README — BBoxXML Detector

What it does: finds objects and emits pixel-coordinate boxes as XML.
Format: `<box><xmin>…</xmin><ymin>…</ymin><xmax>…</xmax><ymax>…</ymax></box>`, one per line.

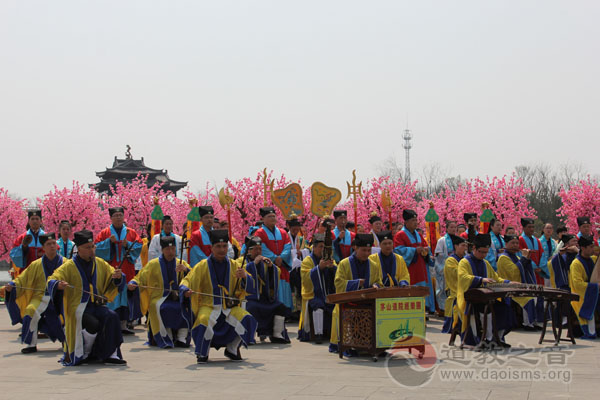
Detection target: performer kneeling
<box><xmin>128</xmin><ymin>236</ymin><xmax>191</xmax><ymax>348</ymax></box>
<box><xmin>180</xmin><ymin>230</ymin><xmax>258</xmax><ymax>363</ymax></box>
<box><xmin>48</xmin><ymin>230</ymin><xmax>127</xmax><ymax>365</ymax></box>
<box><xmin>5</xmin><ymin>233</ymin><xmax>66</xmax><ymax>354</ymax></box>
<box><xmin>457</xmin><ymin>234</ymin><xmax>514</xmax><ymax>349</ymax></box>
<box><xmin>245</xmin><ymin>236</ymin><xmax>291</xmax><ymax>344</ymax></box>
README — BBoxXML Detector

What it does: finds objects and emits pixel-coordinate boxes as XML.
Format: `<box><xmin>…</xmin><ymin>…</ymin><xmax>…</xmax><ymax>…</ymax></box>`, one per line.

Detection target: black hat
<box><xmin>376</xmin><ymin>230</ymin><xmax>394</xmax><ymax>243</ymax></box>
<box><xmin>108</xmin><ymin>207</ymin><xmax>124</xmax><ymax>217</ymax></box>
<box><xmin>354</xmin><ymin>233</ymin><xmax>374</xmax><ymax>247</ymax></box>
<box><xmin>463</xmin><ymin>213</ymin><xmax>477</xmax><ymax>222</ymax></box>
<box><xmin>473</xmin><ymin>233</ymin><xmax>492</xmax><ymax>248</ymax></box>
<box><xmin>213</xmin><ymin>217</ymin><xmax>220</xmax><ymax>223</ymax></box>
<box><xmin>244</xmin><ymin>236</ymin><xmax>262</xmax><ymax>249</ymax></box>
<box><xmin>577</xmin><ymin>216</ymin><xmax>591</xmax><ymax>227</ymax></box>
<box><xmin>369</xmin><ymin>214</ymin><xmax>382</xmax><ymax>225</ymax></box>
<box><xmin>287</xmin><ymin>218</ymin><xmax>301</xmax><ymax>227</ymax></box>
<box><xmin>521</xmin><ymin>218</ymin><xmax>534</xmax><ymax>228</ymax></box>
<box><xmin>198</xmin><ymin>206</ymin><xmax>214</xmax><ymax>217</ymax></box>
<box><xmin>39</xmin><ymin>233</ymin><xmax>56</xmax><ymax>245</ymax></box>
<box><xmin>321</xmin><ymin>218</ymin><xmax>334</xmax><ymax>228</ymax></box>
<box><xmin>450</xmin><ymin>234</ymin><xmax>466</xmax><ymax>247</ymax></box>
<box><xmin>162</xmin><ymin>215</ymin><xmax>173</xmax><ymax>222</ymax></box>
<box><xmin>403</xmin><ymin>209</ymin><xmax>417</xmax><ymax>221</ymax></box>
<box><xmin>346</xmin><ymin>221</ymin><xmax>355</xmax><ymax>229</ymax></box>
<box><xmin>160</xmin><ymin>236</ymin><xmax>176</xmax><ymax>249</ymax></box>
<box><xmin>73</xmin><ymin>230</ymin><xmax>94</xmax><ymax>247</ymax></box>
<box><xmin>312</xmin><ymin>233</ymin><xmax>325</xmax><ymax>244</ymax></box>
<box><xmin>503</xmin><ymin>234</ymin><xmax>518</xmax><ymax>244</ymax></box>
<box><xmin>259</xmin><ymin>207</ymin><xmax>276</xmax><ymax>217</ymax></box>
<box><xmin>208</xmin><ymin>229</ymin><xmax>229</xmax><ymax>244</ymax></box>
<box><xmin>27</xmin><ymin>209</ymin><xmax>42</xmax><ymax>218</ymax></box>
<box><xmin>333</xmin><ymin>210</ymin><xmax>347</xmax><ymax>219</ymax></box>
<box><xmin>560</xmin><ymin>234</ymin><xmax>576</xmax><ymax>245</ymax></box>
<box><xmin>578</xmin><ymin>236</ymin><xmax>594</xmax><ymax>248</ymax></box>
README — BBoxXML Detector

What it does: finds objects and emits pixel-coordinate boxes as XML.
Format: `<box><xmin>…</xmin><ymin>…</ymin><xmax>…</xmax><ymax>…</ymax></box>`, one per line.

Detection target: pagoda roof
<box><xmin>92</xmin><ymin>152</ymin><xmax>188</xmax><ymax>194</ymax></box>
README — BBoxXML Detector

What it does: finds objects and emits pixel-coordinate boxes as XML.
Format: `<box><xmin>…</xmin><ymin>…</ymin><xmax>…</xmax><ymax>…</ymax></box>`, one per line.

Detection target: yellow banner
<box><xmin>310</xmin><ymin>182</ymin><xmax>341</xmax><ymax>217</ymax></box>
<box><xmin>272</xmin><ymin>183</ymin><xmax>304</xmax><ymax>218</ymax></box>
<box><xmin>375</xmin><ymin>297</ymin><xmax>426</xmax><ymax>348</ymax></box>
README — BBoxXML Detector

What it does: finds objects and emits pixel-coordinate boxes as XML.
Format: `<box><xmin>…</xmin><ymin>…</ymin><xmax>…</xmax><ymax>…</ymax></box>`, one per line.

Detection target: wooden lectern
<box><xmin>327</xmin><ymin>286</ymin><xmax>430</xmax><ymax>361</ymax></box>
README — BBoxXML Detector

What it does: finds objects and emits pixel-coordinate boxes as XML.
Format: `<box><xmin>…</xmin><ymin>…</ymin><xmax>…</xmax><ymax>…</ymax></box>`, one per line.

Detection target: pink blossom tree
<box><xmin>37</xmin><ymin>181</ymin><xmax>109</xmax><ymax>237</ymax></box>
<box><xmin>0</xmin><ymin>189</ymin><xmax>28</xmax><ymax>261</ymax></box>
<box><xmin>557</xmin><ymin>176</ymin><xmax>600</xmax><ymax>233</ymax></box>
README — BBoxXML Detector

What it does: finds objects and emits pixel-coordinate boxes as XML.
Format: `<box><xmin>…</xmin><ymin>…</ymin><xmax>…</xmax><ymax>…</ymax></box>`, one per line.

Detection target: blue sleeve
<box><xmin>244</xmin><ymin>263</ymin><xmax>258</xmax><ymax>295</ymax></box>
<box><xmin>469</xmin><ymin>276</ymin><xmax>482</xmax><ymax>289</ymax></box>
<box><xmin>5</xmin><ymin>282</ymin><xmax>22</xmax><ymax>325</ymax></box>
<box><xmin>345</xmin><ymin>279</ymin><xmax>361</xmax><ymax>292</ymax></box>
<box><xmin>9</xmin><ymin>245</ymin><xmax>26</xmax><ymax>268</ymax></box>
<box><xmin>395</xmin><ymin>245</ymin><xmax>416</xmax><ymax>265</ymax></box>
<box><xmin>95</xmin><ymin>238</ymin><xmax>112</xmax><ymax>262</ymax></box>
<box><xmin>113</xmin><ymin>272</ymin><xmax>126</xmax><ymax>292</ymax></box>
<box><xmin>537</xmin><ymin>253</ymin><xmax>550</xmax><ymax>279</ymax></box>
<box><xmin>179</xmin><ymin>284</ymin><xmax>193</xmax><ymax>329</ymax></box>
<box><xmin>579</xmin><ymin>282</ymin><xmax>599</xmax><ymax>321</ymax></box>
<box><xmin>190</xmin><ymin>245</ymin><xmax>207</xmax><ymax>267</ymax></box>
<box><xmin>243</xmin><ymin>272</ymin><xmax>254</xmax><ymax>295</ymax></box>
<box><xmin>126</xmin><ymin>241</ymin><xmax>143</xmax><ymax>263</ymax></box>
<box><xmin>261</xmin><ymin>243</ymin><xmax>277</xmax><ymax>262</ymax></box>
<box><xmin>333</xmin><ymin>238</ymin><xmax>342</xmax><ymax>263</ymax></box>
<box><xmin>485</xmin><ymin>250</ymin><xmax>497</xmax><ymax>271</ymax></box>
<box><xmin>280</xmin><ymin>243</ymin><xmax>293</xmax><ymax>270</ymax></box>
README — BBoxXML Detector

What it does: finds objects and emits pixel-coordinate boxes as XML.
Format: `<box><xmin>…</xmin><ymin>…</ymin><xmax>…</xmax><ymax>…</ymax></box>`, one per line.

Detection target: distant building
<box><xmin>92</xmin><ymin>146</ymin><xmax>187</xmax><ymax>194</ymax></box>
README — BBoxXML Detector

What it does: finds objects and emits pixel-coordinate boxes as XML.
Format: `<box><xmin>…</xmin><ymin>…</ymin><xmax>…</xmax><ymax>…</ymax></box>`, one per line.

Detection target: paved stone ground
<box><xmin>1</xmin><ymin>306</ymin><xmax>598</xmax><ymax>400</ymax></box>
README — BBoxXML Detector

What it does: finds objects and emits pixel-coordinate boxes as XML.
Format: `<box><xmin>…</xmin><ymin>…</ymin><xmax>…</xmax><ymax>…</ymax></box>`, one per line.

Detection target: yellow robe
<box><xmin>569</xmin><ymin>255</ymin><xmax>598</xmax><ymax>325</ymax></box>
<box><xmin>457</xmin><ymin>256</ymin><xmax>505</xmax><ymax>333</ymax></box>
<box><xmin>497</xmin><ymin>254</ymin><xmax>534</xmax><ymax>308</ymax></box>
<box><xmin>331</xmin><ymin>256</ymin><xmax>383</xmax><ymax>345</ymax></box>
<box><xmin>179</xmin><ymin>257</ymin><xmax>255</xmax><ymax>352</ymax></box>
<box><xmin>47</xmin><ymin>257</ymin><xmax>121</xmax><ymax>365</ymax></box>
<box><xmin>10</xmin><ymin>256</ymin><xmax>66</xmax><ymax>320</ymax></box>
<box><xmin>132</xmin><ymin>257</ymin><xmax>190</xmax><ymax>342</ymax></box>
<box><xmin>443</xmin><ymin>256</ymin><xmax>459</xmax><ymax>327</ymax></box>
<box><xmin>368</xmin><ymin>252</ymin><xmax>410</xmax><ymax>287</ymax></box>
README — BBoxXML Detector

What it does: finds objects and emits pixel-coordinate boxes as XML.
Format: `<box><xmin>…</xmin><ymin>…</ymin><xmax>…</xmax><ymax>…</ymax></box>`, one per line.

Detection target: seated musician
<box><xmin>442</xmin><ymin>234</ymin><xmax>468</xmax><ymax>334</ymax></box>
<box><xmin>569</xmin><ymin>236</ymin><xmax>600</xmax><ymax>340</ymax></box>
<box><xmin>497</xmin><ymin>235</ymin><xmax>540</xmax><ymax>331</ymax></box>
<box><xmin>369</xmin><ymin>230</ymin><xmax>410</xmax><ymax>287</ymax></box>
<box><xmin>298</xmin><ymin>233</ymin><xmax>336</xmax><ymax>345</ymax></box>
<box><xmin>457</xmin><ymin>234</ymin><xmax>514</xmax><ymax>349</ymax></box>
<box><xmin>330</xmin><ymin>234</ymin><xmax>383</xmax><ymax>354</ymax></box>
<box><xmin>127</xmin><ymin>236</ymin><xmax>191</xmax><ymax>348</ymax></box>
<box><xmin>245</xmin><ymin>236</ymin><xmax>291</xmax><ymax>344</ymax></box>
<box><xmin>549</xmin><ymin>234</ymin><xmax>578</xmax><ymax>291</ymax></box>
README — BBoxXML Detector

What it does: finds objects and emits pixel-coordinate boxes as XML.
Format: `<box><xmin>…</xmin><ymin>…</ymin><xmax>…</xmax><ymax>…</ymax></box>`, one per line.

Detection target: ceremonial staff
<box><xmin>381</xmin><ymin>189</ymin><xmax>392</xmax><ymax>231</ymax></box>
<box><xmin>262</xmin><ymin>168</ymin><xmax>274</xmax><ymax>207</ymax></box>
<box><xmin>346</xmin><ymin>169</ymin><xmax>363</xmax><ymax>234</ymax></box>
<box><xmin>218</xmin><ymin>187</ymin><xmax>235</xmax><ymax>243</ymax></box>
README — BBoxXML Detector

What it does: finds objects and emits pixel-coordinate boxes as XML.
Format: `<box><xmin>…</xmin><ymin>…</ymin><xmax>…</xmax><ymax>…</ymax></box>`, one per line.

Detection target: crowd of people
<box><xmin>2</xmin><ymin>204</ymin><xmax>599</xmax><ymax>365</ymax></box>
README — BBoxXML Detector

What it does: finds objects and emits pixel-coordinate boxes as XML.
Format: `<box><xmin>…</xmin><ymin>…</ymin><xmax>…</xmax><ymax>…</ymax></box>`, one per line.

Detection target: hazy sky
<box><xmin>1</xmin><ymin>1</ymin><xmax>599</xmax><ymax>199</ymax></box>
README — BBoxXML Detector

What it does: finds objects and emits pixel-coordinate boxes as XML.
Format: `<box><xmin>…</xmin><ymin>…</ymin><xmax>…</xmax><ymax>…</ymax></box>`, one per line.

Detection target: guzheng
<box><xmin>465</xmin><ymin>283</ymin><xmax>579</xmax><ymax>303</ymax></box>
<box><xmin>327</xmin><ymin>285</ymin><xmax>430</xmax><ymax>304</ymax></box>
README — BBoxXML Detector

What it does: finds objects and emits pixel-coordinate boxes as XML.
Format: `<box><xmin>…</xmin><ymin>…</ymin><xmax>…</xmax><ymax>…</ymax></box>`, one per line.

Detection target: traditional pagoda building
<box><xmin>93</xmin><ymin>146</ymin><xmax>187</xmax><ymax>194</ymax></box>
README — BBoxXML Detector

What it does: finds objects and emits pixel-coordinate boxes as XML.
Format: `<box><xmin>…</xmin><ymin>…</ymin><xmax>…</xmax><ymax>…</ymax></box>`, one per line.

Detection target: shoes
<box><xmin>495</xmin><ymin>340</ymin><xmax>511</xmax><ymax>349</ymax></box>
<box><xmin>104</xmin><ymin>357</ymin><xmax>127</xmax><ymax>365</ymax></box>
<box><xmin>21</xmin><ymin>346</ymin><xmax>37</xmax><ymax>354</ymax></box>
<box><xmin>259</xmin><ymin>335</ymin><xmax>267</xmax><ymax>342</ymax></box>
<box><xmin>121</xmin><ymin>329</ymin><xmax>135</xmax><ymax>335</ymax></box>
<box><xmin>224</xmin><ymin>349</ymin><xmax>243</xmax><ymax>361</ymax></box>
<box><xmin>270</xmin><ymin>336</ymin><xmax>291</xmax><ymax>344</ymax></box>
<box><xmin>174</xmin><ymin>340</ymin><xmax>190</xmax><ymax>348</ymax></box>
<box><xmin>523</xmin><ymin>325</ymin><xmax>537</xmax><ymax>332</ymax></box>
<box><xmin>197</xmin><ymin>355</ymin><xmax>208</xmax><ymax>363</ymax></box>
<box><xmin>314</xmin><ymin>334</ymin><xmax>323</xmax><ymax>344</ymax></box>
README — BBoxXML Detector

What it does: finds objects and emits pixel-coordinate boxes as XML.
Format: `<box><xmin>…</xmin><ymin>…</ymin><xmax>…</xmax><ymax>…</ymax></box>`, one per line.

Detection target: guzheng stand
<box><xmin>327</xmin><ymin>286</ymin><xmax>429</xmax><ymax>362</ymax></box>
<box><xmin>461</xmin><ymin>284</ymin><xmax>579</xmax><ymax>349</ymax></box>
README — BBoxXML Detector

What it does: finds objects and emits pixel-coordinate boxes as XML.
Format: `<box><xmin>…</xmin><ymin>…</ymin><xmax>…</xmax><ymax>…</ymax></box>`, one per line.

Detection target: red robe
<box><xmin>95</xmin><ymin>226</ymin><xmax>143</xmax><ymax>282</ymax></box>
<box><xmin>393</xmin><ymin>229</ymin><xmax>429</xmax><ymax>284</ymax></box>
